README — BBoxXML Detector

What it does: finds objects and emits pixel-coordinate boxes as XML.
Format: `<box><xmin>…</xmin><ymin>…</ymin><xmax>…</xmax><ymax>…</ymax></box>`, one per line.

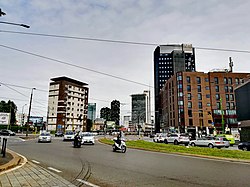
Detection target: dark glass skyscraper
<box><xmin>154</xmin><ymin>44</ymin><xmax>196</xmax><ymax>132</ymax></box>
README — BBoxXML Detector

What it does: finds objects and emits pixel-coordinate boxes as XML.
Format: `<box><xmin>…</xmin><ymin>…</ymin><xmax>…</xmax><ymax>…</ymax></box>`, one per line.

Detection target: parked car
<box><xmin>238</xmin><ymin>142</ymin><xmax>250</xmax><ymax>151</ymax></box>
<box><xmin>38</xmin><ymin>132</ymin><xmax>51</xmax><ymax>143</ymax></box>
<box><xmin>190</xmin><ymin>137</ymin><xmax>225</xmax><ymax>148</ymax></box>
<box><xmin>63</xmin><ymin>131</ymin><xmax>75</xmax><ymax>141</ymax></box>
<box><xmin>81</xmin><ymin>132</ymin><xmax>95</xmax><ymax>145</ymax></box>
<box><xmin>215</xmin><ymin>137</ymin><xmax>230</xmax><ymax>148</ymax></box>
<box><xmin>55</xmin><ymin>131</ymin><xmax>64</xmax><ymax>137</ymax></box>
<box><xmin>215</xmin><ymin>134</ymin><xmax>235</xmax><ymax>146</ymax></box>
<box><xmin>153</xmin><ymin>133</ymin><xmax>167</xmax><ymax>143</ymax></box>
<box><xmin>0</xmin><ymin>129</ymin><xmax>15</xmax><ymax>136</ymax></box>
<box><xmin>164</xmin><ymin>133</ymin><xmax>190</xmax><ymax>146</ymax></box>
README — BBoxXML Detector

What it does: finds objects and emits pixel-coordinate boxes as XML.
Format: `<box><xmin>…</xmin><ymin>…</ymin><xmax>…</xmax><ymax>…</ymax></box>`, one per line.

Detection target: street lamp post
<box><xmin>26</xmin><ymin>88</ymin><xmax>36</xmax><ymax>137</ymax></box>
<box><xmin>21</xmin><ymin>104</ymin><xmax>27</xmax><ymax>133</ymax></box>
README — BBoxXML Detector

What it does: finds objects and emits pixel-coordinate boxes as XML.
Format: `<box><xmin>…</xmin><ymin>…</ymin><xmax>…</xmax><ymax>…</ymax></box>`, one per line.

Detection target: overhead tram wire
<box><xmin>1</xmin><ymin>30</ymin><xmax>250</xmax><ymax>53</ymax></box>
<box><xmin>0</xmin><ymin>44</ymin><xmax>153</xmax><ymax>88</ymax></box>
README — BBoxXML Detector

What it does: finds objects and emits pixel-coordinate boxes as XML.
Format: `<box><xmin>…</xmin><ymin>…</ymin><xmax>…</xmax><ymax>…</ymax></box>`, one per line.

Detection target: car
<box><xmin>153</xmin><ymin>133</ymin><xmax>167</xmax><ymax>143</ymax></box>
<box><xmin>190</xmin><ymin>137</ymin><xmax>225</xmax><ymax>148</ymax></box>
<box><xmin>216</xmin><ymin>137</ymin><xmax>230</xmax><ymax>148</ymax></box>
<box><xmin>238</xmin><ymin>142</ymin><xmax>250</xmax><ymax>151</ymax></box>
<box><xmin>215</xmin><ymin>134</ymin><xmax>235</xmax><ymax>146</ymax></box>
<box><xmin>0</xmin><ymin>129</ymin><xmax>16</xmax><ymax>136</ymax></box>
<box><xmin>38</xmin><ymin>132</ymin><xmax>52</xmax><ymax>143</ymax></box>
<box><xmin>55</xmin><ymin>131</ymin><xmax>64</xmax><ymax>137</ymax></box>
<box><xmin>63</xmin><ymin>131</ymin><xmax>75</xmax><ymax>141</ymax></box>
<box><xmin>81</xmin><ymin>132</ymin><xmax>95</xmax><ymax>145</ymax></box>
<box><xmin>164</xmin><ymin>133</ymin><xmax>190</xmax><ymax>146</ymax></box>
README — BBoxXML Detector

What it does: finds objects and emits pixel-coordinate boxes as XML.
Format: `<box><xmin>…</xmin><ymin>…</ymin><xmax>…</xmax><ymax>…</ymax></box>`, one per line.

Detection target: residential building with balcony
<box><xmin>47</xmin><ymin>76</ymin><xmax>88</xmax><ymax>132</ymax></box>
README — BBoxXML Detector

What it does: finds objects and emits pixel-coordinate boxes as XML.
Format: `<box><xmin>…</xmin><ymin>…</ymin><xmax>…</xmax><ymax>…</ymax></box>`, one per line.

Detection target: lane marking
<box><xmin>31</xmin><ymin>160</ymin><xmax>40</xmax><ymax>164</ymax></box>
<box><xmin>47</xmin><ymin>167</ymin><xmax>62</xmax><ymax>173</ymax></box>
<box><xmin>76</xmin><ymin>179</ymin><xmax>100</xmax><ymax>187</ymax></box>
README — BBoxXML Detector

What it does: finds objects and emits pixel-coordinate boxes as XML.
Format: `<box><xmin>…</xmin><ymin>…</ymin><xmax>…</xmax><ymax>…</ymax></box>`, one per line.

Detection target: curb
<box><xmin>0</xmin><ymin>149</ymin><xmax>27</xmax><ymax>175</ymax></box>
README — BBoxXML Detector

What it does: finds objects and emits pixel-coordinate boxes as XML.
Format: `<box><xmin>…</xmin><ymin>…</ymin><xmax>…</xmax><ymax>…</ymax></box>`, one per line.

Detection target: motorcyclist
<box><xmin>74</xmin><ymin>131</ymin><xmax>80</xmax><ymax>147</ymax></box>
<box><xmin>116</xmin><ymin>131</ymin><xmax>122</xmax><ymax>148</ymax></box>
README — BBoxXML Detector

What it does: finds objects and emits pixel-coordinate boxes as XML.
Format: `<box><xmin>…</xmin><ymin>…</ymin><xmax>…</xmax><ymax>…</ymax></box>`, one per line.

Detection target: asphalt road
<box><xmin>6</xmin><ymin>135</ymin><xmax>250</xmax><ymax>187</ymax></box>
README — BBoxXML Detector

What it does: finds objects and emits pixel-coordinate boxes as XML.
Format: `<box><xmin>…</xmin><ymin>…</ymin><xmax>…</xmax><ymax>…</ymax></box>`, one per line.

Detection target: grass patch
<box><xmin>99</xmin><ymin>138</ymin><xmax>250</xmax><ymax>160</ymax></box>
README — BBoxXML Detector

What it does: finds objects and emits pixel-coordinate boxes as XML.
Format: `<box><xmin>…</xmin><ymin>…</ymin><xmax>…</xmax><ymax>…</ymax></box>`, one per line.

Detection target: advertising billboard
<box><xmin>29</xmin><ymin>116</ymin><xmax>43</xmax><ymax>127</ymax></box>
<box><xmin>0</xmin><ymin>112</ymin><xmax>10</xmax><ymax>125</ymax></box>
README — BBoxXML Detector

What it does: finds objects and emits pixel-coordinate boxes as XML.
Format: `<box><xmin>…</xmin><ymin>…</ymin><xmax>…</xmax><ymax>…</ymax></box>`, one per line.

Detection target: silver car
<box><xmin>190</xmin><ymin>137</ymin><xmax>225</xmax><ymax>148</ymax></box>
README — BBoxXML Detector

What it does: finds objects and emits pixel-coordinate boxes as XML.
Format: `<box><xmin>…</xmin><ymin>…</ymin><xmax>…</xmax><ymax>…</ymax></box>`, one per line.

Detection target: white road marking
<box><xmin>76</xmin><ymin>179</ymin><xmax>100</xmax><ymax>187</ymax></box>
<box><xmin>47</xmin><ymin>167</ymin><xmax>62</xmax><ymax>173</ymax></box>
<box><xmin>31</xmin><ymin>160</ymin><xmax>40</xmax><ymax>164</ymax></box>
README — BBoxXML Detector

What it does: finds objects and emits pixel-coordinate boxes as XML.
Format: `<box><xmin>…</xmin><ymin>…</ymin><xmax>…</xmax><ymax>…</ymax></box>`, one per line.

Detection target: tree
<box><xmin>0</xmin><ymin>100</ymin><xmax>17</xmax><ymax>125</ymax></box>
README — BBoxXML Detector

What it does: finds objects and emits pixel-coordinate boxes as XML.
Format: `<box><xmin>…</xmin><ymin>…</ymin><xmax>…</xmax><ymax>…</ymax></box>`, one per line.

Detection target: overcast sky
<box><xmin>0</xmin><ymin>0</ymin><xmax>250</xmax><ymax>119</ymax></box>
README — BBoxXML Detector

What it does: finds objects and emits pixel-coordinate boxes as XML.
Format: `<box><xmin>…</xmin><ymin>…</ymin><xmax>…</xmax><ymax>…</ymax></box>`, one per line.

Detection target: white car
<box><xmin>153</xmin><ymin>133</ymin><xmax>167</xmax><ymax>143</ymax></box>
<box><xmin>38</xmin><ymin>132</ymin><xmax>52</xmax><ymax>143</ymax></box>
<box><xmin>164</xmin><ymin>133</ymin><xmax>190</xmax><ymax>146</ymax></box>
<box><xmin>81</xmin><ymin>132</ymin><xmax>95</xmax><ymax>145</ymax></box>
<box><xmin>63</xmin><ymin>131</ymin><xmax>75</xmax><ymax>141</ymax></box>
<box><xmin>190</xmin><ymin>137</ymin><xmax>225</xmax><ymax>148</ymax></box>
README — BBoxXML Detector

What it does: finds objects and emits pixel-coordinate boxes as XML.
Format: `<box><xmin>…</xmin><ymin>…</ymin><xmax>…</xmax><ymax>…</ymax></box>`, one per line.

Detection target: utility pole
<box><xmin>26</xmin><ymin>88</ymin><xmax>36</xmax><ymax>137</ymax></box>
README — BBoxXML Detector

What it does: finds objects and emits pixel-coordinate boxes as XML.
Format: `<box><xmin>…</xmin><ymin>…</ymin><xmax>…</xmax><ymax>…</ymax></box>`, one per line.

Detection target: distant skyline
<box><xmin>1</xmin><ymin>0</ymin><xmax>250</xmax><ymax>119</ymax></box>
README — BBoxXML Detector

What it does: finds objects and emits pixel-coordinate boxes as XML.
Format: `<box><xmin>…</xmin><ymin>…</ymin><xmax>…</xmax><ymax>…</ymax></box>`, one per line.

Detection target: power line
<box><xmin>1</xmin><ymin>30</ymin><xmax>250</xmax><ymax>53</ymax></box>
<box><xmin>0</xmin><ymin>82</ymin><xmax>47</xmax><ymax>92</ymax></box>
<box><xmin>0</xmin><ymin>44</ymin><xmax>153</xmax><ymax>88</ymax></box>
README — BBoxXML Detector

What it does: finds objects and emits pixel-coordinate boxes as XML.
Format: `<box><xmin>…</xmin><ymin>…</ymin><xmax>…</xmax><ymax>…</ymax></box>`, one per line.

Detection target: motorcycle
<box><xmin>73</xmin><ymin>135</ymin><xmax>82</xmax><ymax>148</ymax></box>
<box><xmin>112</xmin><ymin>137</ymin><xmax>126</xmax><ymax>153</ymax></box>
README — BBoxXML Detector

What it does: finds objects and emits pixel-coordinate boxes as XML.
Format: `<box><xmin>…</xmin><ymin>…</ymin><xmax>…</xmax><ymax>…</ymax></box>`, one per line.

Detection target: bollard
<box><xmin>1</xmin><ymin>138</ymin><xmax>7</xmax><ymax>157</ymax></box>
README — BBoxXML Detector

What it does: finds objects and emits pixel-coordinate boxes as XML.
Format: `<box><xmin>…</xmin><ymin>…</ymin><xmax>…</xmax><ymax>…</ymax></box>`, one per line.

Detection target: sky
<box><xmin>0</xmin><ymin>0</ymin><xmax>250</xmax><ymax>120</ymax></box>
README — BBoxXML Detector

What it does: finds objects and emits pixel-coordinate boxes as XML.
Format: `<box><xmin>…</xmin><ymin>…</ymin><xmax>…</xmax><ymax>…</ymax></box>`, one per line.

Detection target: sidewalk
<box><xmin>0</xmin><ymin>150</ymin><xmax>77</xmax><ymax>187</ymax></box>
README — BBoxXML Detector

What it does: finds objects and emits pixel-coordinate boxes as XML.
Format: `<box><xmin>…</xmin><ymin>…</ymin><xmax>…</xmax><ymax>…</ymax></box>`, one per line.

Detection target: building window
<box><xmin>186</xmin><ymin>76</ymin><xmax>190</xmax><ymax>83</ymax></box>
<box><xmin>187</xmin><ymin>85</ymin><xmax>191</xmax><ymax>92</ymax></box>
<box><xmin>226</xmin><ymin>94</ymin><xmax>229</xmax><ymax>101</ymax></box>
<box><xmin>199</xmin><ymin>110</ymin><xmax>203</xmax><ymax>117</ymax></box>
<box><xmin>226</xmin><ymin>102</ymin><xmax>230</xmax><ymax>109</ymax></box>
<box><xmin>225</xmin><ymin>86</ymin><xmax>229</xmax><ymax>93</ymax></box>
<box><xmin>188</xmin><ymin>110</ymin><xmax>192</xmax><ymax>117</ymax></box>
<box><xmin>197</xmin><ymin>77</ymin><xmax>201</xmax><ymax>84</ymax></box>
<box><xmin>198</xmin><ymin>93</ymin><xmax>202</xmax><ymax>100</ymax></box>
<box><xmin>187</xmin><ymin>93</ymin><xmax>192</xmax><ymax>100</ymax></box>
<box><xmin>230</xmin><ymin>94</ymin><xmax>234</xmax><ymax>101</ymax></box>
<box><xmin>215</xmin><ymin>85</ymin><xmax>219</xmax><ymax>92</ymax></box>
<box><xmin>230</xmin><ymin>103</ymin><xmax>235</xmax><ymax>109</ymax></box>
<box><xmin>198</xmin><ymin>102</ymin><xmax>202</xmax><ymax>109</ymax></box>
<box><xmin>188</xmin><ymin>102</ymin><xmax>192</xmax><ymax>108</ymax></box>
<box><xmin>228</xmin><ymin>78</ymin><xmax>232</xmax><ymax>85</ymax></box>
<box><xmin>216</xmin><ymin>94</ymin><xmax>220</xmax><ymax>100</ymax></box>
<box><xmin>235</xmin><ymin>78</ymin><xmax>239</xmax><ymax>85</ymax></box>
<box><xmin>216</xmin><ymin>102</ymin><xmax>220</xmax><ymax>109</ymax></box>
<box><xmin>205</xmin><ymin>78</ymin><xmax>209</xmax><ymax>82</ymax></box>
<box><xmin>214</xmin><ymin>77</ymin><xmax>219</xmax><ymax>84</ymax></box>
<box><xmin>229</xmin><ymin>86</ymin><xmax>233</xmax><ymax>93</ymax></box>
<box><xmin>224</xmin><ymin>77</ymin><xmax>228</xmax><ymax>84</ymax></box>
<box><xmin>206</xmin><ymin>94</ymin><xmax>210</xmax><ymax>98</ymax></box>
<box><xmin>197</xmin><ymin>85</ymin><xmax>201</xmax><ymax>92</ymax></box>
<box><xmin>189</xmin><ymin>119</ymin><xmax>193</xmax><ymax>126</ymax></box>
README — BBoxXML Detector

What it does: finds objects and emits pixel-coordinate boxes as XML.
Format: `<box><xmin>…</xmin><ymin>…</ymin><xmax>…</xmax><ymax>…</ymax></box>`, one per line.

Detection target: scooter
<box><xmin>112</xmin><ymin>137</ymin><xmax>126</xmax><ymax>153</ymax></box>
<box><xmin>73</xmin><ymin>135</ymin><xmax>82</xmax><ymax>148</ymax></box>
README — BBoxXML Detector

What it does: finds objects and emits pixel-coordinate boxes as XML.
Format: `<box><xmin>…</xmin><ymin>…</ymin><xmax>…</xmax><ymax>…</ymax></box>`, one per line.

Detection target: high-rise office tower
<box><xmin>154</xmin><ymin>44</ymin><xmax>196</xmax><ymax>132</ymax></box>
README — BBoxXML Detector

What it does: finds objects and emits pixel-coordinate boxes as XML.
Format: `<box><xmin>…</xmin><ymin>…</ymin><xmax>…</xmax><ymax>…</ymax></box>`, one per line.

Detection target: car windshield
<box><xmin>41</xmin><ymin>133</ymin><xmax>50</xmax><ymax>136</ymax></box>
<box><xmin>82</xmin><ymin>133</ymin><xmax>92</xmax><ymax>137</ymax></box>
<box><xmin>65</xmin><ymin>131</ymin><xmax>74</xmax><ymax>135</ymax></box>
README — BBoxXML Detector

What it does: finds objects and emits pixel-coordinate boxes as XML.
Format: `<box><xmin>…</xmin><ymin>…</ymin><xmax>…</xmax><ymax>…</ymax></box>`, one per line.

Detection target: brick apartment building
<box><xmin>160</xmin><ymin>70</ymin><xmax>249</xmax><ymax>137</ymax></box>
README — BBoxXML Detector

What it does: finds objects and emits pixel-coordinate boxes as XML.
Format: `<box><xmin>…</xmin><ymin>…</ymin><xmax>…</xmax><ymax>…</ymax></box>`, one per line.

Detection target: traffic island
<box><xmin>0</xmin><ymin>149</ymin><xmax>25</xmax><ymax>174</ymax></box>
